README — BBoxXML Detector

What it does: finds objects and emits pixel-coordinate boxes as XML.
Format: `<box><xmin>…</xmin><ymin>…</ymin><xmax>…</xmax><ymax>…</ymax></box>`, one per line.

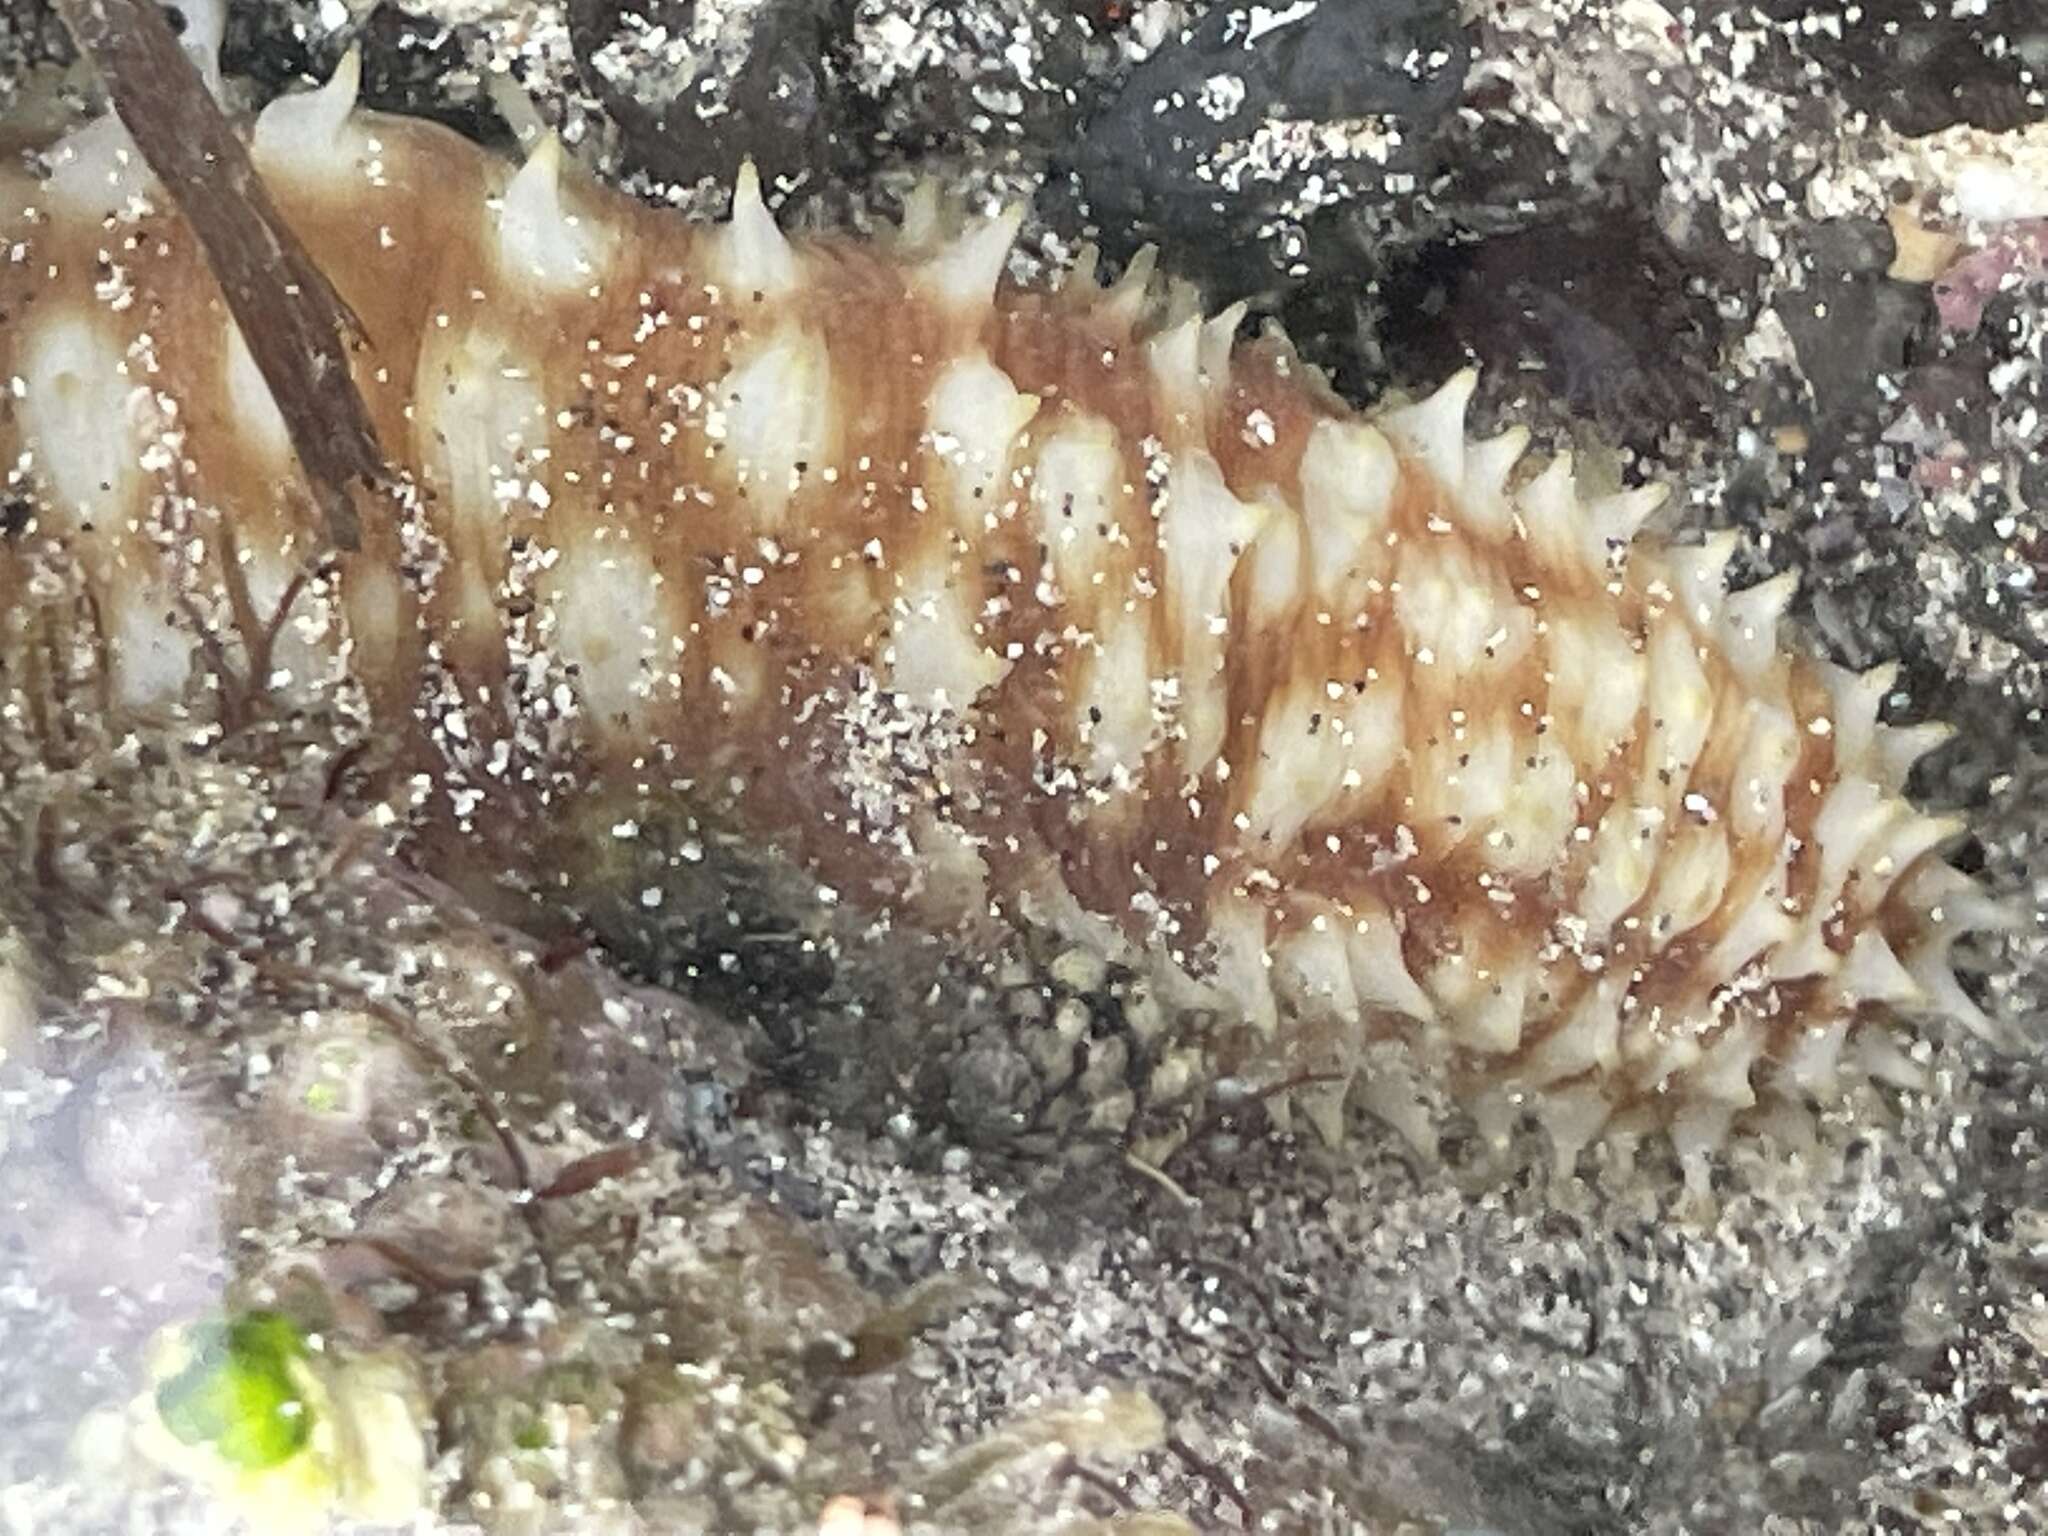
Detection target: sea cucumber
<box><xmin>0</xmin><ymin>48</ymin><xmax>2011</xmax><ymax>1191</ymax></box>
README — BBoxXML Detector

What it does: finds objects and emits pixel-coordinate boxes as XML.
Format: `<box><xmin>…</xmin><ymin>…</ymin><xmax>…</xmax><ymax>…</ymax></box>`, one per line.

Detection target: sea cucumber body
<box><xmin>0</xmin><ymin>62</ymin><xmax>2005</xmax><ymax>1184</ymax></box>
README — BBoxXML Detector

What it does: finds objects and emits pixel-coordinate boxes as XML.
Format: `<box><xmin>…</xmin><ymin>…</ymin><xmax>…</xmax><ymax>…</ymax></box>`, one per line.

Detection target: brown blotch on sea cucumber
<box><xmin>0</xmin><ymin>46</ymin><xmax>2015</xmax><ymax>1196</ymax></box>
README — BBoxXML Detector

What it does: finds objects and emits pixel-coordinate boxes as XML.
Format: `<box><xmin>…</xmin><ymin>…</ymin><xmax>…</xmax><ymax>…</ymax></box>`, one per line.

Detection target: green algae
<box><xmin>154</xmin><ymin>1311</ymin><xmax>314</xmax><ymax>1473</ymax></box>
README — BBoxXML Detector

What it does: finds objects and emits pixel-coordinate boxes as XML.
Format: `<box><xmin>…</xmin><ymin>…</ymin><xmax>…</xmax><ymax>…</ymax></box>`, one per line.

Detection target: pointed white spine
<box><xmin>1060</xmin><ymin>241</ymin><xmax>1100</xmax><ymax>297</ymax></box>
<box><xmin>1641</xmin><ymin>613</ymin><xmax>1716</xmax><ymax>813</ymax></box>
<box><xmin>719</xmin><ymin>159</ymin><xmax>798</xmax><ymax>297</ymax></box>
<box><xmin>885</xmin><ymin>568</ymin><xmax>1011</xmax><ymax>709</ymax></box>
<box><xmin>222</xmin><ymin>316</ymin><xmax>291</xmax><ymax>465</ymax></box>
<box><xmin>1892</xmin><ymin>860</ymin><xmax>2020</xmax><ymax>1043</ymax></box>
<box><xmin>1297</xmin><ymin>421</ymin><xmax>1398</xmax><ymax>607</ymax></box>
<box><xmin>546</xmin><ymin>539</ymin><xmax>666</xmax><ymax>730</ymax></box>
<box><xmin>1146</xmin><ymin>313</ymin><xmax>1203</xmax><ymax>418</ymax></box>
<box><xmin>1719</xmin><ymin>570</ymin><xmax>1798</xmax><ymax>681</ymax></box>
<box><xmin>1544</xmin><ymin>613</ymin><xmax>1646</xmax><ymax>768</ymax></box>
<box><xmin>1644</xmin><ymin>822</ymin><xmax>1731</xmax><ymax>949</ymax></box>
<box><xmin>252</xmin><ymin>49</ymin><xmax>363</xmax><ymax>179</ymax></box>
<box><xmin>1456</xmin><ymin>426</ymin><xmax>1528</xmax><ymax>540</ymax></box>
<box><xmin>179</xmin><ymin>0</ymin><xmax>228</xmax><ymax>97</ymax></box>
<box><xmin>1700</xmin><ymin>888</ymin><xmax>1797</xmax><ymax>990</ymax></box>
<box><xmin>1295</xmin><ymin>1077</ymin><xmax>1353</xmax><ymax>1150</ymax></box>
<box><xmin>17</xmin><ymin>309</ymin><xmax>145</xmax><ymax>531</ymax></box>
<box><xmin>1160</xmin><ymin>278</ymin><xmax>1203</xmax><ymax>330</ymax></box>
<box><xmin>922</xmin><ymin>203</ymin><xmax>1025</xmax><ymax>312</ymax></box>
<box><xmin>1030</xmin><ymin>414</ymin><xmax>1123</xmax><ymax>597</ymax></box>
<box><xmin>42</xmin><ymin>113</ymin><xmax>155</xmax><ymax>220</ymax></box>
<box><xmin>1342</xmin><ymin>901</ymin><xmax>1435</xmax><ymax>1024</ymax></box>
<box><xmin>1578</xmin><ymin>800</ymin><xmax>1664</xmax><ymax>946</ymax></box>
<box><xmin>1669</xmin><ymin>1021</ymin><xmax>1764</xmax><ymax>1194</ymax></box>
<box><xmin>1469</xmin><ymin>1082</ymin><xmax>1525</xmax><ymax>1155</ymax></box>
<box><xmin>1819</xmin><ymin>660</ymin><xmax>1899</xmax><ymax>766</ymax></box>
<box><xmin>1199</xmin><ymin>301</ymin><xmax>1247</xmax><ymax>398</ymax></box>
<box><xmin>1379</xmin><ymin>367</ymin><xmax>1476</xmax><ymax>495</ymax></box>
<box><xmin>1805</xmin><ymin>776</ymin><xmax>1898</xmax><ymax>925</ymax></box>
<box><xmin>1100</xmin><ymin>245</ymin><xmax>1158</xmax><ymax>329</ymax></box>
<box><xmin>924</xmin><ymin>353</ymin><xmax>1039</xmax><ymax>515</ymax></box>
<box><xmin>1752</xmin><ymin>1094</ymin><xmax>1821</xmax><ymax>1159</ymax></box>
<box><xmin>712</xmin><ymin>327</ymin><xmax>835</xmax><ymax>531</ymax></box>
<box><xmin>1522</xmin><ymin>977</ymin><xmax>1622</xmax><ymax>1087</ymax></box>
<box><xmin>1726</xmin><ymin>701</ymin><xmax>1801</xmax><ymax>844</ymax></box>
<box><xmin>1589</xmin><ymin>483</ymin><xmax>1668</xmax><ymax>555</ymax></box>
<box><xmin>1673</xmin><ymin>1101</ymin><xmax>1736</xmax><ymax>1198</ymax></box>
<box><xmin>1767</xmin><ymin>922</ymin><xmax>1842</xmax><ymax>984</ymax></box>
<box><xmin>1535</xmin><ymin>1082</ymin><xmax>1613</xmax><ymax>1182</ymax></box>
<box><xmin>1832</xmin><ymin>930</ymin><xmax>1922</xmax><ymax>1007</ymax></box>
<box><xmin>896</xmin><ymin>177</ymin><xmax>943</xmax><ymax>254</ymax></box>
<box><xmin>1779</xmin><ymin>1015</ymin><xmax>1851</xmax><ymax>1100</ymax></box>
<box><xmin>105</xmin><ymin>581</ymin><xmax>197</xmax><ymax>712</ymax></box>
<box><xmin>1515</xmin><ymin>453</ymin><xmax>1581</xmax><ymax>568</ymax></box>
<box><xmin>1425</xmin><ymin>953</ymin><xmax>1528</xmax><ymax>1055</ymax></box>
<box><xmin>1903</xmin><ymin>951</ymin><xmax>2003</xmax><ymax>1042</ymax></box>
<box><xmin>1272</xmin><ymin>918</ymin><xmax>1363</xmax><ymax>1026</ymax></box>
<box><xmin>1899</xmin><ymin>858</ymin><xmax>2018</xmax><ymax>938</ymax></box>
<box><xmin>1692</xmin><ymin>1018</ymin><xmax>1764</xmax><ymax>1107</ymax></box>
<box><xmin>497</xmin><ymin>134</ymin><xmax>613</xmax><ymax>293</ymax></box>
<box><xmin>1241</xmin><ymin>495</ymin><xmax>1304</xmax><ymax>633</ymax></box>
<box><xmin>1856</xmin><ymin>811</ymin><xmax>1965</xmax><ymax>908</ymax></box>
<box><xmin>1875</xmin><ymin>720</ymin><xmax>1956</xmax><ymax>791</ymax></box>
<box><xmin>1852</xmin><ymin>1026</ymin><xmax>1930</xmax><ymax>1092</ymax></box>
<box><xmin>1351</xmin><ymin>1047</ymin><xmax>1436</xmax><ymax>1156</ymax></box>
<box><xmin>1208</xmin><ymin>895</ymin><xmax>1278</xmax><ymax>1038</ymax></box>
<box><xmin>1158</xmin><ymin>453</ymin><xmax>1269</xmax><ymax>774</ymax></box>
<box><xmin>1668</xmin><ymin>530</ymin><xmax>1740</xmax><ymax>626</ymax></box>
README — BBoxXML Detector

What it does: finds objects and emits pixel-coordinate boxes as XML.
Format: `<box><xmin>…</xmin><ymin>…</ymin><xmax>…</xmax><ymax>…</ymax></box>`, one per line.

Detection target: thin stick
<box><xmin>52</xmin><ymin>0</ymin><xmax>391</xmax><ymax>552</ymax></box>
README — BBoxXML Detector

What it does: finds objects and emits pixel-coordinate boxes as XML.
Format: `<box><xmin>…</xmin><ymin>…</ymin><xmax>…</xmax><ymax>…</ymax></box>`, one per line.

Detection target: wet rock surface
<box><xmin>4</xmin><ymin>2</ymin><xmax>2048</xmax><ymax>1532</ymax></box>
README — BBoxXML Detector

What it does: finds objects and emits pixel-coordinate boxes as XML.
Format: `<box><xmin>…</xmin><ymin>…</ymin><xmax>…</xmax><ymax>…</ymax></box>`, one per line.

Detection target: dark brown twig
<box><xmin>339</xmin><ymin>1235</ymin><xmax>470</xmax><ymax>1296</ymax></box>
<box><xmin>1055</xmin><ymin>1455</ymin><xmax>1140</xmax><ymax>1515</ymax></box>
<box><xmin>52</xmin><ymin>0</ymin><xmax>390</xmax><ymax>552</ymax></box>
<box><xmin>1165</xmin><ymin>1435</ymin><xmax>1256</xmax><ymax>1525</ymax></box>
<box><xmin>535</xmin><ymin>1143</ymin><xmax>648</xmax><ymax>1200</ymax></box>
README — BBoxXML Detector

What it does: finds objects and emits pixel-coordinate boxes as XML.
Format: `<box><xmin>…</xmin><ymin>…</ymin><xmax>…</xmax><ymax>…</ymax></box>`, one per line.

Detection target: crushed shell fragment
<box><xmin>0</xmin><ymin>50</ymin><xmax>2014</xmax><ymax>1192</ymax></box>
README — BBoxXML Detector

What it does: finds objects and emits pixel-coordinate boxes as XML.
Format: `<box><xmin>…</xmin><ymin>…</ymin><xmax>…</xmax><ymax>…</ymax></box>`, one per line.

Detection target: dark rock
<box><xmin>1778</xmin><ymin>266</ymin><xmax>1923</xmax><ymax>452</ymax></box>
<box><xmin>1066</xmin><ymin>0</ymin><xmax>1469</xmax><ymax>301</ymax></box>
<box><xmin>1750</xmin><ymin>0</ymin><xmax>2045</xmax><ymax>135</ymax></box>
<box><xmin>1375</xmin><ymin>212</ymin><xmax>1725</xmax><ymax>446</ymax></box>
<box><xmin>567</xmin><ymin>0</ymin><xmax>853</xmax><ymax>191</ymax></box>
